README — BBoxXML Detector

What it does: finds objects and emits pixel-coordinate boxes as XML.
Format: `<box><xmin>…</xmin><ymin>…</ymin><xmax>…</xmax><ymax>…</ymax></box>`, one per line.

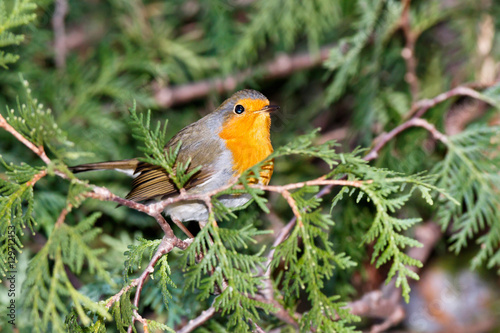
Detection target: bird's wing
<box><xmin>125</xmin><ymin>121</ymin><xmax>223</xmax><ymax>202</ymax></box>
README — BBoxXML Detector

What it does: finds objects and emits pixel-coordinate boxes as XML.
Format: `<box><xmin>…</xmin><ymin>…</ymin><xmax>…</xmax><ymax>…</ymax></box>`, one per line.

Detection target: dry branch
<box><xmin>177</xmin><ymin>306</ymin><xmax>216</xmax><ymax>333</ymax></box>
<box><xmin>364</xmin><ymin>117</ymin><xmax>448</xmax><ymax>161</ymax></box>
<box><xmin>405</xmin><ymin>83</ymin><xmax>499</xmax><ymax>120</ymax></box>
<box><xmin>400</xmin><ymin>0</ymin><xmax>419</xmax><ymax>101</ymax></box>
<box><xmin>154</xmin><ymin>46</ymin><xmax>332</xmax><ymax>107</ymax></box>
<box><xmin>52</xmin><ymin>0</ymin><xmax>69</xmax><ymax>69</ymax></box>
<box><xmin>126</xmin><ymin>234</ymin><xmax>190</xmax><ymax>333</ymax></box>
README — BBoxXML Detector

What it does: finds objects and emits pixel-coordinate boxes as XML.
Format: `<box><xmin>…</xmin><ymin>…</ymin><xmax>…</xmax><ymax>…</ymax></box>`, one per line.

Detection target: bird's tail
<box><xmin>69</xmin><ymin>159</ymin><xmax>139</xmax><ymax>174</ymax></box>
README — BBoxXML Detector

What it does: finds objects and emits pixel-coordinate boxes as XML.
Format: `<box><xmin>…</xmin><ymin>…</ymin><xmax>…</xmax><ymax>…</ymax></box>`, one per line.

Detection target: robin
<box><xmin>70</xmin><ymin>89</ymin><xmax>278</xmax><ymax>236</ymax></box>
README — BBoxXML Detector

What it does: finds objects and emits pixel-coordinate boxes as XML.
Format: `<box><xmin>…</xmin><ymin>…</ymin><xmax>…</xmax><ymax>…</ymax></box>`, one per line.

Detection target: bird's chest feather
<box><xmin>219</xmin><ymin>114</ymin><xmax>273</xmax><ymax>184</ymax></box>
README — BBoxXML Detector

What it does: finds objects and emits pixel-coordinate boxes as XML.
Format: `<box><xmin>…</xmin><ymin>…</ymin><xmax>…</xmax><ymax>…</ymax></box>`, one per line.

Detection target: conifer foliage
<box><xmin>1</xmin><ymin>0</ymin><xmax>500</xmax><ymax>332</ymax></box>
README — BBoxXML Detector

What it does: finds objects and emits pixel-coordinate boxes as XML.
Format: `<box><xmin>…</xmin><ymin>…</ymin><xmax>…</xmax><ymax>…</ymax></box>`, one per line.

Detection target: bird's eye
<box><xmin>234</xmin><ymin>104</ymin><xmax>245</xmax><ymax>114</ymax></box>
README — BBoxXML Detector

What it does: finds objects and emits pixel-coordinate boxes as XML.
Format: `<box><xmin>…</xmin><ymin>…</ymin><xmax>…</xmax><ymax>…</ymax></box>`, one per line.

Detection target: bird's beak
<box><xmin>259</xmin><ymin>105</ymin><xmax>280</xmax><ymax>113</ymax></box>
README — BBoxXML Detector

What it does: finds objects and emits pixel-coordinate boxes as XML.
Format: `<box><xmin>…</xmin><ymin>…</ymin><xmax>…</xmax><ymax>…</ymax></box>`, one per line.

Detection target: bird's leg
<box><xmin>171</xmin><ymin>217</ymin><xmax>194</xmax><ymax>238</ymax></box>
<box><xmin>198</xmin><ymin>220</ymin><xmax>208</xmax><ymax>229</ymax></box>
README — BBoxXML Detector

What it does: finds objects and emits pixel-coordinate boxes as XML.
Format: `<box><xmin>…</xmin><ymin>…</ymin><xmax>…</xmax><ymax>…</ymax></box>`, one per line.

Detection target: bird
<box><xmin>70</xmin><ymin>89</ymin><xmax>278</xmax><ymax>236</ymax></box>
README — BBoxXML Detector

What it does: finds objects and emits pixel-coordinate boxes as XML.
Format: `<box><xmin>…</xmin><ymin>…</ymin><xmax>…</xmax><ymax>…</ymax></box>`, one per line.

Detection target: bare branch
<box><xmin>249</xmin><ymin>319</ymin><xmax>266</xmax><ymax>333</ymax></box>
<box><xmin>177</xmin><ymin>305</ymin><xmax>216</xmax><ymax>333</ymax></box>
<box><xmin>400</xmin><ymin>0</ymin><xmax>419</xmax><ymax>101</ymax></box>
<box><xmin>55</xmin><ymin>203</ymin><xmax>72</xmax><ymax>228</ymax></box>
<box><xmin>406</xmin><ymin>84</ymin><xmax>499</xmax><ymax>120</ymax></box>
<box><xmin>52</xmin><ymin>0</ymin><xmax>69</xmax><ymax>69</ymax></box>
<box><xmin>251</xmin><ymin>294</ymin><xmax>300</xmax><ymax>328</ymax></box>
<box><xmin>154</xmin><ymin>46</ymin><xmax>332</xmax><ymax>107</ymax></box>
<box><xmin>364</xmin><ymin>117</ymin><xmax>448</xmax><ymax>161</ymax></box>
<box><xmin>126</xmin><ymin>236</ymin><xmax>181</xmax><ymax>333</ymax></box>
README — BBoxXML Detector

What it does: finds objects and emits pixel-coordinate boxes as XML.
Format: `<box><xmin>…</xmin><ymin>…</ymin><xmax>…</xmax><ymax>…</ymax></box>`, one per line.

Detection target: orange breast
<box><xmin>219</xmin><ymin>112</ymin><xmax>273</xmax><ymax>184</ymax></box>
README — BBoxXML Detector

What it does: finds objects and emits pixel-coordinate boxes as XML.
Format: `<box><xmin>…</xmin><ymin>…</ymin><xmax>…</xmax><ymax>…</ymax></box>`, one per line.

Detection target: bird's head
<box><xmin>216</xmin><ymin>89</ymin><xmax>279</xmax><ymax>141</ymax></box>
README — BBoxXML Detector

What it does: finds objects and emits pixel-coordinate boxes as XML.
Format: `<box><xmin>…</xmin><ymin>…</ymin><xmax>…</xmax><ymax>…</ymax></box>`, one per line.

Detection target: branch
<box><xmin>106</xmin><ymin>234</ymin><xmax>193</xmax><ymax>313</ymax></box>
<box><xmin>400</xmin><ymin>0</ymin><xmax>419</xmax><ymax>101</ymax></box>
<box><xmin>52</xmin><ymin>0</ymin><xmax>69</xmax><ymax>69</ymax></box>
<box><xmin>154</xmin><ymin>46</ymin><xmax>332</xmax><ymax>107</ymax></box>
<box><xmin>177</xmin><ymin>305</ymin><xmax>216</xmax><ymax>333</ymax></box>
<box><xmin>249</xmin><ymin>319</ymin><xmax>266</xmax><ymax>333</ymax></box>
<box><xmin>55</xmin><ymin>203</ymin><xmax>72</xmax><ymax>227</ymax></box>
<box><xmin>406</xmin><ymin>83</ymin><xmax>499</xmax><ymax>119</ymax></box>
<box><xmin>251</xmin><ymin>294</ymin><xmax>300</xmax><ymax>328</ymax></box>
<box><xmin>364</xmin><ymin>117</ymin><xmax>448</xmax><ymax>161</ymax></box>
<box><xmin>0</xmin><ymin>111</ymin><xmax>362</xmax><ymax>331</ymax></box>
<box><xmin>126</xmin><ymin>234</ymin><xmax>186</xmax><ymax>333</ymax></box>
<box><xmin>26</xmin><ymin>169</ymin><xmax>48</xmax><ymax>187</ymax></box>
<box><xmin>0</xmin><ymin>81</ymin><xmax>459</xmax><ymax>331</ymax></box>
<box><xmin>0</xmin><ymin>113</ymin><xmax>51</xmax><ymax>164</ymax></box>
<box><xmin>247</xmin><ymin>178</ymin><xmax>366</xmax><ymax>192</ymax></box>
<box><xmin>131</xmin><ymin>311</ymin><xmax>150</xmax><ymax>333</ymax></box>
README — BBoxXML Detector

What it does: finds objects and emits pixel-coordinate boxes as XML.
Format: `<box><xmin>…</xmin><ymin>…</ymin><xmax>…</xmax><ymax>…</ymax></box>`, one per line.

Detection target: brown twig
<box><xmin>364</xmin><ymin>117</ymin><xmax>448</xmax><ymax>161</ymax></box>
<box><xmin>407</xmin><ymin>85</ymin><xmax>497</xmax><ymax>119</ymax></box>
<box><xmin>177</xmin><ymin>305</ymin><xmax>217</xmax><ymax>333</ymax></box>
<box><xmin>154</xmin><ymin>46</ymin><xmax>332</xmax><ymax>107</ymax></box>
<box><xmin>251</xmin><ymin>294</ymin><xmax>300</xmax><ymax>328</ymax></box>
<box><xmin>247</xmin><ymin>178</ymin><xmax>366</xmax><ymax>193</ymax></box>
<box><xmin>106</xmin><ymin>234</ymin><xmax>193</xmax><ymax>311</ymax></box>
<box><xmin>400</xmin><ymin>0</ymin><xmax>419</xmax><ymax>101</ymax></box>
<box><xmin>106</xmin><ymin>282</ymin><xmax>136</xmax><ymax>309</ymax></box>
<box><xmin>126</xmin><ymin>235</ymin><xmax>181</xmax><ymax>333</ymax></box>
<box><xmin>52</xmin><ymin>0</ymin><xmax>69</xmax><ymax>69</ymax></box>
<box><xmin>249</xmin><ymin>319</ymin><xmax>266</xmax><ymax>333</ymax></box>
<box><xmin>0</xmin><ymin>113</ymin><xmax>51</xmax><ymax>165</ymax></box>
<box><xmin>26</xmin><ymin>169</ymin><xmax>48</xmax><ymax>187</ymax></box>
<box><xmin>132</xmin><ymin>311</ymin><xmax>150</xmax><ymax>333</ymax></box>
<box><xmin>55</xmin><ymin>203</ymin><xmax>72</xmax><ymax>227</ymax></box>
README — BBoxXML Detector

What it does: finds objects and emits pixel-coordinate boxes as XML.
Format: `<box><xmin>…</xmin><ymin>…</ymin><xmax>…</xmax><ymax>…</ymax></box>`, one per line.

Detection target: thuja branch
<box><xmin>126</xmin><ymin>233</ymin><xmax>193</xmax><ymax>333</ymax></box>
<box><xmin>243</xmin><ymin>178</ymin><xmax>367</xmax><ymax>226</ymax></box>
<box><xmin>104</xmin><ymin>233</ymin><xmax>193</xmax><ymax>332</ymax></box>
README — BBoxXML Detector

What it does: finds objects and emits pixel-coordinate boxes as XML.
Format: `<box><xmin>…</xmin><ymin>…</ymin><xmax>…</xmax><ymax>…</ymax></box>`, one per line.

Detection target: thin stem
<box><xmin>409</xmin><ymin>85</ymin><xmax>496</xmax><ymax>119</ymax></box>
<box><xmin>400</xmin><ymin>0</ymin><xmax>419</xmax><ymax>101</ymax></box>
<box><xmin>52</xmin><ymin>0</ymin><xmax>69</xmax><ymax>69</ymax></box>
<box><xmin>364</xmin><ymin>117</ymin><xmax>448</xmax><ymax>161</ymax></box>
<box><xmin>0</xmin><ymin>113</ymin><xmax>51</xmax><ymax>164</ymax></box>
<box><xmin>177</xmin><ymin>305</ymin><xmax>216</xmax><ymax>333</ymax></box>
